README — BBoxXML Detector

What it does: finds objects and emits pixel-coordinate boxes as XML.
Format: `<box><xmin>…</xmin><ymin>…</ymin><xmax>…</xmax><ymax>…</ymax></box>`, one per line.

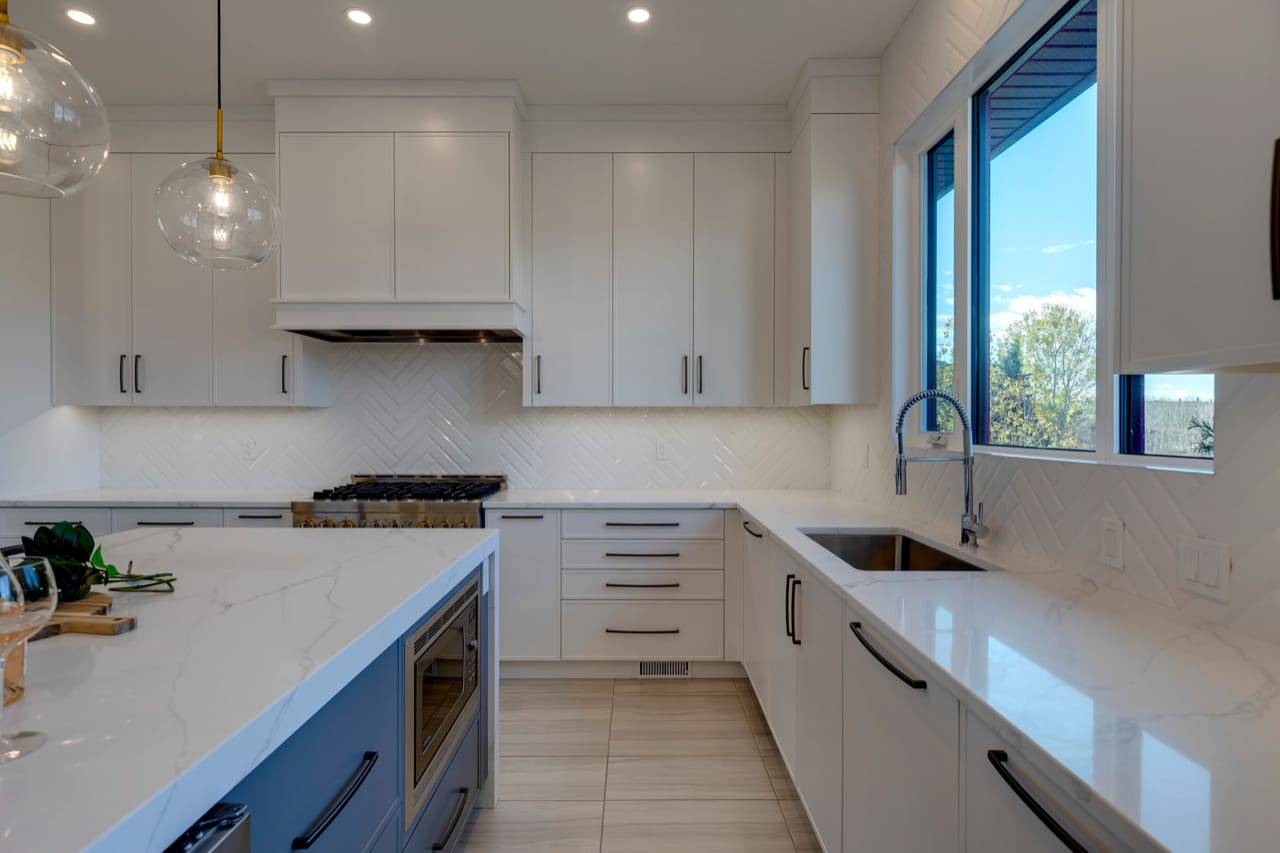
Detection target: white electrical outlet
<box><xmin>1177</xmin><ymin>536</ymin><xmax>1231</xmax><ymax>604</ymax></box>
<box><xmin>240</xmin><ymin>439</ymin><xmax>258</xmax><ymax>461</ymax></box>
<box><xmin>1101</xmin><ymin>518</ymin><xmax>1124</xmax><ymax>569</ymax></box>
<box><xmin>655</xmin><ymin>439</ymin><xmax>669</xmax><ymax>461</ymax></box>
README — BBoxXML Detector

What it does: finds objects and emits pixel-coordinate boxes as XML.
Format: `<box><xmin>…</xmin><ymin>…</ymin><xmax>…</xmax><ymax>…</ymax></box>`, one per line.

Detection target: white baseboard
<box><xmin>498</xmin><ymin>659</ymin><xmax>747</xmax><ymax>679</ymax></box>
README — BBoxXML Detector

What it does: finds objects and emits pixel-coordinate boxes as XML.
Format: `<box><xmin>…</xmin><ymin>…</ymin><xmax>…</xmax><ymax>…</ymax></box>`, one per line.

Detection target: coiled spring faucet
<box><xmin>894</xmin><ymin>389</ymin><xmax>988</xmax><ymax>546</ymax></box>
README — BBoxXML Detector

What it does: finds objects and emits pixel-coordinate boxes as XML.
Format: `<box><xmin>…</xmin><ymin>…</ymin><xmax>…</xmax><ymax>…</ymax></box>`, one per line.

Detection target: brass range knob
<box><xmin>298</xmin><ymin>518</ymin><xmax>317</xmax><ymax>528</ymax></box>
<box><xmin>320</xmin><ymin>519</ymin><xmax>337</xmax><ymax>529</ymax></box>
<box><xmin>339</xmin><ymin>520</ymin><xmax>356</xmax><ymax>528</ymax></box>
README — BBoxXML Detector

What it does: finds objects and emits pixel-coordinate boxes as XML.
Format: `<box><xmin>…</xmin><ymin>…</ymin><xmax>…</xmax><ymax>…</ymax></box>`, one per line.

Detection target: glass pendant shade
<box><xmin>0</xmin><ymin>19</ymin><xmax>109</xmax><ymax>198</ymax></box>
<box><xmin>155</xmin><ymin>157</ymin><xmax>280</xmax><ymax>270</ymax></box>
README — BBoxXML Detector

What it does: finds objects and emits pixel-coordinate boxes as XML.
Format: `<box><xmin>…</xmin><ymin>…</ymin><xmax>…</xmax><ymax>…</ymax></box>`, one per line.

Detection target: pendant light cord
<box><xmin>215</xmin><ymin>0</ymin><xmax>223</xmax><ymax>159</ymax></box>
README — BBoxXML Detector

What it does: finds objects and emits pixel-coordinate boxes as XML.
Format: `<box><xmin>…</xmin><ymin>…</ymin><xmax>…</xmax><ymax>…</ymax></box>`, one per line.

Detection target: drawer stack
<box><xmin>560</xmin><ymin>509</ymin><xmax>725</xmax><ymax>661</ymax></box>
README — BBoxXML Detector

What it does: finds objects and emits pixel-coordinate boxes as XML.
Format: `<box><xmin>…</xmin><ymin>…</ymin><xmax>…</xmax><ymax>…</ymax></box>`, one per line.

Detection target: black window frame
<box><xmin>1118</xmin><ymin>375</ymin><xmax>1215</xmax><ymax>460</ymax></box>
<box><xmin>923</xmin><ymin>131</ymin><xmax>956</xmax><ymax>433</ymax></box>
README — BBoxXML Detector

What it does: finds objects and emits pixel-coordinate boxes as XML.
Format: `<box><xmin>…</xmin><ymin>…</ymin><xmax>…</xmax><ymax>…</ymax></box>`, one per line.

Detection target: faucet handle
<box><xmin>976</xmin><ymin>502</ymin><xmax>984</xmax><ymax>524</ymax></box>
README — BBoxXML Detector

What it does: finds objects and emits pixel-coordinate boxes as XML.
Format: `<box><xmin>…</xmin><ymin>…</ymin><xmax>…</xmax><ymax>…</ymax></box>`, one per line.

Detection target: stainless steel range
<box><xmin>291</xmin><ymin>475</ymin><xmax>505</xmax><ymax>529</ymax></box>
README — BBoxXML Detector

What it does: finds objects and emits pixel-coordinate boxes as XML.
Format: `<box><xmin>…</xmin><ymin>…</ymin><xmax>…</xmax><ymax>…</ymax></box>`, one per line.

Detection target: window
<box><xmin>923</xmin><ymin>132</ymin><xmax>956</xmax><ymax>433</ymax></box>
<box><xmin>1119</xmin><ymin>375</ymin><xmax>1215</xmax><ymax>459</ymax></box>
<box><xmin>972</xmin><ymin>0</ymin><xmax>1099</xmax><ymax>451</ymax></box>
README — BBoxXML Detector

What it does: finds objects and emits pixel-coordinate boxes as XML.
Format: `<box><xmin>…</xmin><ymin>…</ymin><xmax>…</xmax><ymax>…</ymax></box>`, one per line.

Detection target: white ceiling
<box><xmin>12</xmin><ymin>0</ymin><xmax>916</xmax><ymax>106</ymax></box>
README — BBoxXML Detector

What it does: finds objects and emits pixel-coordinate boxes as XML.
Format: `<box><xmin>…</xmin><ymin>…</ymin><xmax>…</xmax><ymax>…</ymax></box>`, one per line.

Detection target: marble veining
<box><xmin>0</xmin><ymin>527</ymin><xmax>497</xmax><ymax>853</ymax></box>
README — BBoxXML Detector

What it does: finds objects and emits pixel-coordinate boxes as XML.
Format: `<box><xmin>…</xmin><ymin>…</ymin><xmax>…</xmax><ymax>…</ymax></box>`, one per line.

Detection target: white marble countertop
<box><xmin>0</xmin><ymin>527</ymin><xmax>497</xmax><ymax>853</ymax></box>
<box><xmin>0</xmin><ymin>489</ymin><xmax>297</xmax><ymax>508</ymax></box>
<box><xmin>488</xmin><ymin>488</ymin><xmax>741</xmax><ymax>509</ymax></box>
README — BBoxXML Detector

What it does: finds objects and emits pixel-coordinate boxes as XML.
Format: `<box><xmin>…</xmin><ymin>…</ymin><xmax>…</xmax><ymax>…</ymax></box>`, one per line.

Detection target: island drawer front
<box><xmin>562</xmin><ymin>539</ymin><xmax>724</xmax><ymax>570</ymax></box>
<box><xmin>110</xmin><ymin>507</ymin><xmax>223</xmax><ymax>533</ymax></box>
<box><xmin>223</xmin><ymin>508</ymin><xmax>291</xmax><ymax>527</ymax></box>
<box><xmin>228</xmin><ymin>645</ymin><xmax>399</xmax><ymax>853</ymax></box>
<box><xmin>562</xmin><ymin>569</ymin><xmax>725</xmax><ymax>600</ymax></box>
<box><xmin>405</xmin><ymin>717</ymin><xmax>481</xmax><ymax>853</ymax></box>
<box><xmin>562</xmin><ymin>509</ymin><xmax>724</xmax><ymax>540</ymax></box>
<box><xmin>561</xmin><ymin>601</ymin><xmax>724</xmax><ymax>660</ymax></box>
<box><xmin>1</xmin><ymin>507</ymin><xmax>110</xmax><ymax>538</ymax></box>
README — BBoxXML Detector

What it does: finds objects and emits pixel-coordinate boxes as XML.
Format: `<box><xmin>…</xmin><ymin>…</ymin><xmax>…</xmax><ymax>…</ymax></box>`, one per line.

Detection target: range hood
<box><xmin>274</xmin><ymin>300</ymin><xmax>529</xmax><ymax>344</ymax></box>
<box><xmin>291</xmin><ymin>329</ymin><xmax>523</xmax><ymax>344</ymax></box>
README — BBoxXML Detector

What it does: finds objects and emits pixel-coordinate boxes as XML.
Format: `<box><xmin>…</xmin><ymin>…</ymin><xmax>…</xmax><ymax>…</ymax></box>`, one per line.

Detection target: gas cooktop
<box><xmin>293</xmin><ymin>475</ymin><xmax>506</xmax><ymax>529</ymax></box>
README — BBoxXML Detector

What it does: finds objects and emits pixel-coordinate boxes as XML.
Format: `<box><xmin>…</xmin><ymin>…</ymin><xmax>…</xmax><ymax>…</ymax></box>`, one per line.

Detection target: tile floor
<box><xmin>458</xmin><ymin>678</ymin><xmax>820</xmax><ymax>852</ymax></box>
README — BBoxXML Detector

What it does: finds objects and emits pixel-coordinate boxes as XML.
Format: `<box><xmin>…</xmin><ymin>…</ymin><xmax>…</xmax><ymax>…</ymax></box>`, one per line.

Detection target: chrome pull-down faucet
<box><xmin>893</xmin><ymin>390</ymin><xmax>988</xmax><ymax>547</ymax></box>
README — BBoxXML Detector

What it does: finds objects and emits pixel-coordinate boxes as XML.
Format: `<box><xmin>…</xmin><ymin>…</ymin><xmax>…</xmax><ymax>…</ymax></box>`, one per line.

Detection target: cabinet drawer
<box><xmin>222</xmin><ymin>508</ymin><xmax>291</xmax><ymax>528</ymax></box>
<box><xmin>404</xmin><ymin>718</ymin><xmax>481</xmax><ymax>853</ymax></box>
<box><xmin>562</xmin><ymin>539</ymin><xmax>723</xmax><ymax>570</ymax></box>
<box><xmin>562</xmin><ymin>509</ymin><xmax>724</xmax><ymax>539</ymax></box>
<box><xmin>110</xmin><ymin>507</ymin><xmax>223</xmax><ymax>532</ymax></box>
<box><xmin>230</xmin><ymin>645</ymin><xmax>399</xmax><ymax>852</ymax></box>
<box><xmin>562</xmin><ymin>601</ymin><xmax>724</xmax><ymax>660</ymax></box>
<box><xmin>562</xmin><ymin>570</ymin><xmax>724</xmax><ymax>600</ymax></box>
<box><xmin>0</xmin><ymin>508</ymin><xmax>110</xmax><ymax>539</ymax></box>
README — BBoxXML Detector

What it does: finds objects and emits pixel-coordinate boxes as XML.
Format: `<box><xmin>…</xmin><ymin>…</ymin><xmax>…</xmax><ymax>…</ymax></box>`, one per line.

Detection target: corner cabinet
<box><xmin>1119</xmin><ymin>0</ymin><xmax>1280</xmax><ymax>372</ymax></box>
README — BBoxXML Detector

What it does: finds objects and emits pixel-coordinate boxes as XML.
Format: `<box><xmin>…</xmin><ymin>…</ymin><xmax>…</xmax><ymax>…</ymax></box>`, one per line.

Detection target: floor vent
<box><xmin>638</xmin><ymin>661</ymin><xmax>691</xmax><ymax>679</ymax></box>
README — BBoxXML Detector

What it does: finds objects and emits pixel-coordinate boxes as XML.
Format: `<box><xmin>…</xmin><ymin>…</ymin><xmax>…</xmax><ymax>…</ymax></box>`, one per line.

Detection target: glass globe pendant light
<box><xmin>155</xmin><ymin>0</ymin><xmax>279</xmax><ymax>270</ymax></box>
<box><xmin>0</xmin><ymin>0</ymin><xmax>109</xmax><ymax>198</ymax></box>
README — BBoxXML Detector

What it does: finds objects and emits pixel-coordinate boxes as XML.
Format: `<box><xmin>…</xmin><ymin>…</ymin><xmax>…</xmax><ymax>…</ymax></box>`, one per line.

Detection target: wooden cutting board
<box><xmin>31</xmin><ymin>591</ymin><xmax>137</xmax><ymax>640</ymax></box>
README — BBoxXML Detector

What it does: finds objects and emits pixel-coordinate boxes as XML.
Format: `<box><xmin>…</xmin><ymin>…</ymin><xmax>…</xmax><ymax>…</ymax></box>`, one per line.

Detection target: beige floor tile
<box><xmin>613</xmin><ymin>678</ymin><xmax>741</xmax><ymax>695</ymax></box>
<box><xmin>459</xmin><ymin>801</ymin><xmax>604</xmax><ymax>853</ymax></box>
<box><xmin>779</xmin><ymin>799</ymin><xmax>821</xmax><ymax>852</ymax></box>
<box><xmin>605</xmin><ymin>755</ymin><xmax>775</xmax><ymax>800</ymax></box>
<box><xmin>609</xmin><ymin>693</ymin><xmax>757</xmax><ymax>755</ymax></box>
<box><xmin>501</xmin><ymin>685</ymin><xmax>614</xmax><ymax>722</ymax></box>
<box><xmin>601</xmin><ymin>800</ymin><xmax>795</xmax><ymax>853</ymax></box>
<box><xmin>500</xmin><ymin>756</ymin><xmax>608</xmax><ymax>801</ymax></box>
<box><xmin>503</xmin><ymin>678</ymin><xmax>615</xmax><ymax>697</ymax></box>
<box><xmin>756</xmin><ymin>737</ymin><xmax>800</xmax><ymax>800</ymax></box>
<box><xmin>612</xmin><ymin>693</ymin><xmax>749</xmax><ymax>724</ymax></box>
<box><xmin>502</xmin><ymin>717</ymin><xmax>612</xmax><ymax>756</ymax></box>
<box><xmin>740</xmin><ymin>693</ymin><xmax>772</xmax><ymax>736</ymax></box>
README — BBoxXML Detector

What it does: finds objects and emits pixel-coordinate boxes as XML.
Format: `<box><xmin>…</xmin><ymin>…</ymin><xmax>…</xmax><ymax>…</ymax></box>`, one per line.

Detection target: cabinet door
<box><xmin>741</xmin><ymin>519</ymin><xmax>771</xmax><ymax>701</ymax></box>
<box><xmin>529</xmin><ymin>153</ymin><xmax>612</xmax><ymax>406</ymax></box>
<box><xmin>279</xmin><ymin>133</ymin><xmax>394</xmax><ymax>300</ymax></box>
<box><xmin>130</xmin><ymin>154</ymin><xmax>214</xmax><ymax>406</ymax></box>
<box><xmin>793</xmin><ymin>563</ymin><xmax>844</xmax><ymax>852</ymax></box>
<box><xmin>1122</xmin><ymin>0</ymin><xmax>1280</xmax><ymax>371</ymax></box>
<box><xmin>788</xmin><ymin>128</ymin><xmax>813</xmax><ymax>406</ymax></box>
<box><xmin>213</xmin><ymin>153</ymin><xmax>295</xmax><ymax>406</ymax></box>
<box><xmin>773</xmin><ymin>153</ymin><xmax>792</xmax><ymax>406</ymax></box>
<box><xmin>693</xmin><ymin>153</ymin><xmax>775</xmax><ymax>406</ymax></box>
<box><xmin>765</xmin><ymin>540</ymin><xmax>800</xmax><ymax>766</ymax></box>
<box><xmin>395</xmin><ymin>133</ymin><xmax>509</xmax><ymax>301</ymax></box>
<box><xmin>52</xmin><ymin>154</ymin><xmax>133</xmax><ymax>406</ymax></box>
<box><xmin>612</xmin><ymin>153</ymin><xmax>693</xmax><ymax>407</ymax></box>
<box><xmin>844</xmin><ymin>606</ymin><xmax>959</xmax><ymax>853</ymax></box>
<box><xmin>487</xmin><ymin>510</ymin><xmax>560</xmax><ymax>660</ymax></box>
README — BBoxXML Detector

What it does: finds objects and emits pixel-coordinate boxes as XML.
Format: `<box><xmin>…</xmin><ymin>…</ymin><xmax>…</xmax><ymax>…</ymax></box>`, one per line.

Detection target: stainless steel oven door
<box><xmin>413</xmin><ymin>599</ymin><xmax>477</xmax><ymax>785</ymax></box>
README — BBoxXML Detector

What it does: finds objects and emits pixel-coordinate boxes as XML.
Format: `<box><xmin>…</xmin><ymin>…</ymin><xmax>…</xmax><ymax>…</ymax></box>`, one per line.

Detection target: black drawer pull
<box><xmin>605</xmin><ymin>552</ymin><xmax>681</xmax><ymax>558</ymax></box>
<box><xmin>292</xmin><ymin>750</ymin><xmax>379</xmax><ymax>850</ymax></box>
<box><xmin>605</xmin><ymin>628</ymin><xmax>680</xmax><ymax>634</ymax></box>
<box><xmin>789</xmin><ymin>577</ymin><xmax>801</xmax><ymax>646</ymax></box>
<box><xmin>136</xmin><ymin>521</ymin><xmax>197</xmax><ymax>527</ymax></box>
<box><xmin>742</xmin><ymin>520</ymin><xmax>764</xmax><ymax>538</ymax></box>
<box><xmin>784</xmin><ymin>574</ymin><xmax>796</xmax><ymax>639</ymax></box>
<box><xmin>432</xmin><ymin>786</ymin><xmax>472</xmax><ymax>851</ymax></box>
<box><xmin>850</xmin><ymin>622</ymin><xmax>925</xmax><ymax>689</ymax></box>
<box><xmin>238</xmin><ymin>514</ymin><xmax>284</xmax><ymax>520</ymax></box>
<box><xmin>604</xmin><ymin>521</ymin><xmax>680</xmax><ymax>528</ymax></box>
<box><xmin>282</xmin><ymin>354</ymin><xmax>290</xmax><ymax>395</ymax></box>
<box><xmin>987</xmin><ymin>750</ymin><xmax>1090</xmax><ymax>853</ymax></box>
<box><xmin>605</xmin><ymin>582</ymin><xmax>681</xmax><ymax>589</ymax></box>
<box><xmin>24</xmin><ymin>521</ymin><xmax>83</xmax><ymax>527</ymax></box>
<box><xmin>1271</xmin><ymin>138</ymin><xmax>1279</xmax><ymax>299</ymax></box>
<box><xmin>499</xmin><ymin>514</ymin><xmax>545</xmax><ymax>520</ymax></box>
<box><xmin>119</xmin><ymin>354</ymin><xmax>127</xmax><ymax>394</ymax></box>
<box><xmin>134</xmin><ymin>354</ymin><xmax>142</xmax><ymax>394</ymax></box>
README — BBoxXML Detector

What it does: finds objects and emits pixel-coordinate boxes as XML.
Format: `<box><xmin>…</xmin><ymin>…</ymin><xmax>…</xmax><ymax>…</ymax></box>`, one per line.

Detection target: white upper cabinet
<box><xmin>395</xmin><ymin>133</ymin><xmax>510</xmax><ymax>302</ymax></box>
<box><xmin>693</xmin><ymin>153</ymin><xmax>775</xmax><ymax>407</ymax></box>
<box><xmin>529</xmin><ymin>153</ymin><xmax>613</xmax><ymax>406</ymax></box>
<box><xmin>278</xmin><ymin>132</ymin><xmax>395</xmax><ymax>301</ymax></box>
<box><xmin>1120</xmin><ymin>0</ymin><xmax>1280</xmax><ymax>372</ymax></box>
<box><xmin>787</xmin><ymin>113</ymin><xmax>879</xmax><ymax>405</ymax></box>
<box><xmin>612</xmin><ymin>153</ymin><xmax>695</xmax><ymax>407</ymax></box>
<box><xmin>52</xmin><ymin>154</ymin><xmax>134</xmax><ymax>406</ymax></box>
<box><xmin>130</xmin><ymin>154</ymin><xmax>214</xmax><ymax>406</ymax></box>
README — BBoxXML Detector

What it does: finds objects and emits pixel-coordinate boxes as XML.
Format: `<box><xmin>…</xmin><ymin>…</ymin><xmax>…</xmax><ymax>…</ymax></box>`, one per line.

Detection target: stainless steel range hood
<box><xmin>274</xmin><ymin>300</ymin><xmax>529</xmax><ymax>344</ymax></box>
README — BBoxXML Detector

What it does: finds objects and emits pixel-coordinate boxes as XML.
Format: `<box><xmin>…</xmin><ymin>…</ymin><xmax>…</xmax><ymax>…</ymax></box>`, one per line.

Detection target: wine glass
<box><xmin>0</xmin><ymin>556</ymin><xmax>57</xmax><ymax>763</ymax></box>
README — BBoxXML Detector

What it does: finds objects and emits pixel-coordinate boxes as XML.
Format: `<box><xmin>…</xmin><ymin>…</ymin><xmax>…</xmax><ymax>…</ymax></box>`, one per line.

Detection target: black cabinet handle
<box><xmin>119</xmin><ymin>355</ymin><xmax>128</xmax><ymax>394</ymax></box>
<box><xmin>682</xmin><ymin>355</ymin><xmax>689</xmax><ymax>395</ymax></box>
<box><xmin>784</xmin><ymin>573</ymin><xmax>795</xmax><ymax>640</ymax></box>
<box><xmin>850</xmin><ymin>622</ymin><xmax>925</xmax><ymax>690</ymax></box>
<box><xmin>137</xmin><ymin>521</ymin><xmax>196</xmax><ymax>527</ymax></box>
<box><xmin>789</xmin><ymin>577</ymin><xmax>801</xmax><ymax>645</ymax></box>
<box><xmin>987</xmin><ymin>750</ymin><xmax>1090</xmax><ymax>853</ymax></box>
<box><xmin>1271</xmin><ymin>139</ymin><xmax>1279</xmax><ymax>299</ymax></box>
<box><xmin>605</xmin><ymin>582</ymin><xmax>681</xmax><ymax>589</ymax></box>
<box><xmin>801</xmin><ymin>346</ymin><xmax>811</xmax><ymax>391</ymax></box>
<box><xmin>431</xmin><ymin>786</ymin><xmax>472</xmax><ymax>851</ymax></box>
<box><xmin>499</xmin><ymin>514</ymin><xmax>545</xmax><ymax>520</ymax></box>
<box><xmin>696</xmin><ymin>355</ymin><xmax>703</xmax><ymax>394</ymax></box>
<box><xmin>292</xmin><ymin>751</ymin><xmax>379</xmax><ymax>849</ymax></box>
<box><xmin>743</xmin><ymin>520</ymin><xmax>764</xmax><ymax>539</ymax></box>
<box><xmin>238</xmin><ymin>514</ymin><xmax>284</xmax><ymax>520</ymax></box>
<box><xmin>605</xmin><ymin>627</ymin><xmax>680</xmax><ymax>634</ymax></box>
<box><xmin>535</xmin><ymin>354</ymin><xmax>542</xmax><ymax>395</ymax></box>
<box><xmin>24</xmin><ymin>520</ymin><xmax>83</xmax><ymax>527</ymax></box>
<box><xmin>282</xmin><ymin>354</ymin><xmax>289</xmax><ymax>395</ymax></box>
<box><xmin>605</xmin><ymin>552</ymin><xmax>681</xmax><ymax>558</ymax></box>
<box><xmin>134</xmin><ymin>354</ymin><xmax>142</xmax><ymax>394</ymax></box>
<box><xmin>605</xmin><ymin>521</ymin><xmax>680</xmax><ymax>528</ymax></box>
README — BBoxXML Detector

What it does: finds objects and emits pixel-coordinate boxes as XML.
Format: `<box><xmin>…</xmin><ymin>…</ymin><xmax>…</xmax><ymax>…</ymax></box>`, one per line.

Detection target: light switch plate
<box><xmin>1177</xmin><ymin>536</ymin><xmax>1230</xmax><ymax>603</ymax></box>
<box><xmin>1101</xmin><ymin>518</ymin><xmax>1124</xmax><ymax>569</ymax></box>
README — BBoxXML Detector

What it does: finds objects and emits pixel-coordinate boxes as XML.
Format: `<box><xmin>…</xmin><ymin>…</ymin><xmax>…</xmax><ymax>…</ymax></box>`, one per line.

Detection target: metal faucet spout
<box><xmin>893</xmin><ymin>390</ymin><xmax>986</xmax><ymax>546</ymax></box>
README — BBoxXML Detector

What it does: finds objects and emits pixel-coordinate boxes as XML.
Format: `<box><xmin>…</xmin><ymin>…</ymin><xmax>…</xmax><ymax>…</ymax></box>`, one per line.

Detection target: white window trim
<box><xmin>891</xmin><ymin>0</ymin><xmax>1214</xmax><ymax>474</ymax></box>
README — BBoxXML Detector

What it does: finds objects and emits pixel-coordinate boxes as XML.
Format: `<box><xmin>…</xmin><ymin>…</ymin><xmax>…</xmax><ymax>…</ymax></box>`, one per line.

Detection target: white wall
<box><xmin>831</xmin><ymin>0</ymin><xmax>1280</xmax><ymax>646</ymax></box>
<box><xmin>0</xmin><ymin>197</ymin><xmax>100</xmax><ymax>498</ymax></box>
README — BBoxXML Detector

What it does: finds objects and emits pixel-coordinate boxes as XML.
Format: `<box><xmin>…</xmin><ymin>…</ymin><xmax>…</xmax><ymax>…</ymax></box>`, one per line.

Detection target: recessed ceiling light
<box><xmin>626</xmin><ymin>6</ymin><xmax>652</xmax><ymax>24</ymax></box>
<box><xmin>345</xmin><ymin>8</ymin><xmax>373</xmax><ymax>25</ymax></box>
<box><xmin>65</xmin><ymin>9</ymin><xmax>96</xmax><ymax>25</ymax></box>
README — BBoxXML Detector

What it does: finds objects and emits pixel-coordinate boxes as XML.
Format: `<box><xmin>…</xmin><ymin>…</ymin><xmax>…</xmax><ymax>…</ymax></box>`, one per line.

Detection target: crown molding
<box><xmin>787</xmin><ymin>57</ymin><xmax>881</xmax><ymax>116</ymax></box>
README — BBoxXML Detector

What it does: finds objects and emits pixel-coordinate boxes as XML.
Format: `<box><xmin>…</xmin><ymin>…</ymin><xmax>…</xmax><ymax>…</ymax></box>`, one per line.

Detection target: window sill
<box><xmin>974</xmin><ymin>445</ymin><xmax>1213</xmax><ymax>475</ymax></box>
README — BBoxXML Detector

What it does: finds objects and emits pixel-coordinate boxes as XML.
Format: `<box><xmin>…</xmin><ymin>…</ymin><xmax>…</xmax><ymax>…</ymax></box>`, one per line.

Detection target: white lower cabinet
<box><xmin>843</xmin><ymin>606</ymin><xmax>959</xmax><ymax>852</ymax></box>
<box><xmin>561</xmin><ymin>600</ymin><xmax>724</xmax><ymax>660</ymax></box>
<box><xmin>222</xmin><ymin>509</ymin><xmax>292</xmax><ymax>528</ymax></box>
<box><xmin>109</xmin><ymin>507</ymin><xmax>223</xmax><ymax>533</ymax></box>
<box><xmin>0</xmin><ymin>508</ymin><xmax>111</xmax><ymax>540</ymax></box>
<box><xmin>741</xmin><ymin>517</ymin><xmax>771</xmax><ymax>701</ymax></box>
<box><xmin>486</xmin><ymin>510</ymin><xmax>561</xmax><ymax>661</ymax></box>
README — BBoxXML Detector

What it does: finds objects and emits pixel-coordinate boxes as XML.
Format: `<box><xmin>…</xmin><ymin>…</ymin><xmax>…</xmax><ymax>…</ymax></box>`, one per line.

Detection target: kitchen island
<box><xmin>0</xmin><ymin>527</ymin><xmax>498</xmax><ymax>853</ymax></box>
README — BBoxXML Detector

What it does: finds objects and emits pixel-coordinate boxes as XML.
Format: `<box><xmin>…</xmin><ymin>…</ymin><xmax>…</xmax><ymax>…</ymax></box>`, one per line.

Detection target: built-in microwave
<box><xmin>404</xmin><ymin>575</ymin><xmax>481</xmax><ymax>831</ymax></box>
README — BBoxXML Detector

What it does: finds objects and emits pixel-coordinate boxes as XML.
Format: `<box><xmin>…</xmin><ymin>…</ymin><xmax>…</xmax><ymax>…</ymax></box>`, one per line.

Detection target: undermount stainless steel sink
<box><xmin>804</xmin><ymin>531</ymin><xmax>986</xmax><ymax>573</ymax></box>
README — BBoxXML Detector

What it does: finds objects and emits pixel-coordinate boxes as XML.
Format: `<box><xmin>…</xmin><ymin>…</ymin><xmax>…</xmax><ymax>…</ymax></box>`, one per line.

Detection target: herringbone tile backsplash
<box><xmin>100</xmin><ymin>344</ymin><xmax>830</xmax><ymax>492</ymax></box>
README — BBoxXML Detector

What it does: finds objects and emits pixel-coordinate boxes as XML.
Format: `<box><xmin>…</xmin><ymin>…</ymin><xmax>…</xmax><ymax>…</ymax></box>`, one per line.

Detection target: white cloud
<box><xmin>990</xmin><ymin>287</ymin><xmax>1097</xmax><ymax>335</ymax></box>
<box><xmin>1041</xmin><ymin>239</ymin><xmax>1096</xmax><ymax>255</ymax></box>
